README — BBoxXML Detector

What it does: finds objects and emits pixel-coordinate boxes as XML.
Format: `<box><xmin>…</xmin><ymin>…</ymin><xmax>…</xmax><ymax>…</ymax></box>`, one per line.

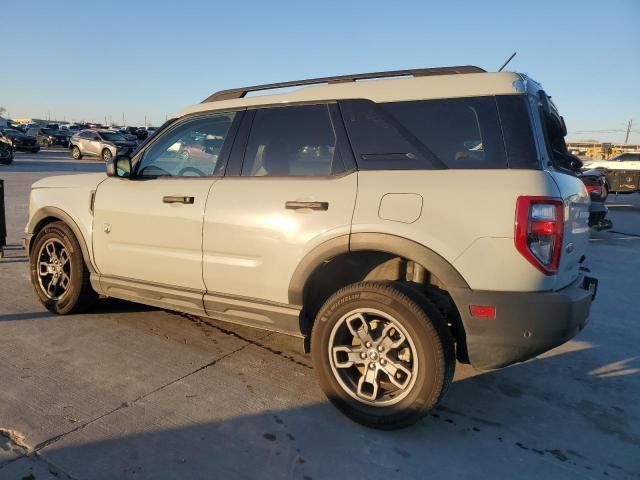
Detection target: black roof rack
<box><xmin>201</xmin><ymin>65</ymin><xmax>486</xmax><ymax>103</ymax></box>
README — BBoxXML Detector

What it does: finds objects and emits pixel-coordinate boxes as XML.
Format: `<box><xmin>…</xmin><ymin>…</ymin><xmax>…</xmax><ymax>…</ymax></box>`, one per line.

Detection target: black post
<box><xmin>0</xmin><ymin>178</ymin><xmax>6</xmax><ymax>257</ymax></box>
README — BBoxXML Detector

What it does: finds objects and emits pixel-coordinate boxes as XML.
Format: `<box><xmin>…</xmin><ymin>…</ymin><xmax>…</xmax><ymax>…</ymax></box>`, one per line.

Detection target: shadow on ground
<box><xmin>4</xmin><ymin>338</ymin><xmax>637</xmax><ymax>480</ymax></box>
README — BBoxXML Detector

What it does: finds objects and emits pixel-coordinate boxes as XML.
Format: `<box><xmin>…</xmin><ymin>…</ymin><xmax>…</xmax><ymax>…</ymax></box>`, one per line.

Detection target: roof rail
<box><xmin>201</xmin><ymin>65</ymin><xmax>486</xmax><ymax>103</ymax></box>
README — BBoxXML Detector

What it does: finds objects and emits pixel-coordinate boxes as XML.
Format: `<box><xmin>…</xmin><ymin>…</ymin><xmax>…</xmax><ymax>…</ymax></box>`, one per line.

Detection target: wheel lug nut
<box><xmin>365</xmin><ymin>341</ymin><xmax>372</xmax><ymax>348</ymax></box>
<box><xmin>360</xmin><ymin>352</ymin><xmax>367</xmax><ymax>359</ymax></box>
<box><xmin>377</xmin><ymin>346</ymin><xmax>384</xmax><ymax>352</ymax></box>
<box><xmin>369</xmin><ymin>363</ymin><xmax>375</xmax><ymax>369</ymax></box>
<box><xmin>380</xmin><ymin>359</ymin><xmax>386</xmax><ymax>365</ymax></box>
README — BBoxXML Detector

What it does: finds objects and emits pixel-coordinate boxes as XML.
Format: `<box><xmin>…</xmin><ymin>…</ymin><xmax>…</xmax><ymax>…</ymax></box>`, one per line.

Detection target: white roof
<box><xmin>178</xmin><ymin>71</ymin><xmax>525</xmax><ymax>117</ymax></box>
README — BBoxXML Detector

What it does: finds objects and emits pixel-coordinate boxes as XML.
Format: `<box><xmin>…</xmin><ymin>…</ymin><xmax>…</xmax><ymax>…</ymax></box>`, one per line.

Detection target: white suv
<box><xmin>25</xmin><ymin>66</ymin><xmax>597</xmax><ymax>429</ymax></box>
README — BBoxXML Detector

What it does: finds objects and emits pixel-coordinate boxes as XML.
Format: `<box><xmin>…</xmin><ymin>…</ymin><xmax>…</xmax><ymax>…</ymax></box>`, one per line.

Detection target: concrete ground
<box><xmin>1</xmin><ymin>149</ymin><xmax>639</xmax><ymax>480</ymax></box>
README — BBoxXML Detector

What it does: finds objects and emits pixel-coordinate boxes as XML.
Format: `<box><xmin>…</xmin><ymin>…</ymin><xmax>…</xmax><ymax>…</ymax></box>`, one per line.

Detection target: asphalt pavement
<box><xmin>1</xmin><ymin>149</ymin><xmax>639</xmax><ymax>480</ymax></box>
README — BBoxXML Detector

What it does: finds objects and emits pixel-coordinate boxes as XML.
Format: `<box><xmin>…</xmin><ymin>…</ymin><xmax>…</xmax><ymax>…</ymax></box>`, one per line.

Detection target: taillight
<box><xmin>515</xmin><ymin>196</ymin><xmax>564</xmax><ymax>275</ymax></box>
<box><xmin>585</xmin><ymin>184</ymin><xmax>602</xmax><ymax>196</ymax></box>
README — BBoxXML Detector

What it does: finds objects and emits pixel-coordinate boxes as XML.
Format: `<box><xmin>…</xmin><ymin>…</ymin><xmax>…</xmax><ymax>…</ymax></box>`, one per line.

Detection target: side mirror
<box><xmin>106</xmin><ymin>155</ymin><xmax>132</xmax><ymax>178</ymax></box>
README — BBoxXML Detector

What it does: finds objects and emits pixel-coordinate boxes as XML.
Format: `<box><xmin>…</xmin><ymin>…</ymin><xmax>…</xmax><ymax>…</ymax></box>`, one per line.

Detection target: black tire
<box><xmin>30</xmin><ymin>221</ymin><xmax>97</xmax><ymax>314</ymax></box>
<box><xmin>31</xmin><ymin>147</ymin><xmax>40</xmax><ymax>153</ymax></box>
<box><xmin>71</xmin><ymin>145</ymin><xmax>82</xmax><ymax>160</ymax></box>
<box><xmin>102</xmin><ymin>148</ymin><xmax>112</xmax><ymax>162</ymax></box>
<box><xmin>42</xmin><ymin>138</ymin><xmax>50</xmax><ymax>148</ymax></box>
<box><xmin>311</xmin><ymin>281</ymin><xmax>455</xmax><ymax>429</ymax></box>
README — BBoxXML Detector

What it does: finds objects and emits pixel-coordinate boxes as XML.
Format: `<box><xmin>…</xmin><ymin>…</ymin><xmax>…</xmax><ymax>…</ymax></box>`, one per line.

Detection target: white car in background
<box><xmin>582</xmin><ymin>152</ymin><xmax>640</xmax><ymax>171</ymax></box>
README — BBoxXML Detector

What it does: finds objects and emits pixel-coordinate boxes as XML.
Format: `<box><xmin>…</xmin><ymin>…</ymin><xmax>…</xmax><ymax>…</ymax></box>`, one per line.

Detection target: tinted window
<box><xmin>495</xmin><ymin>96</ymin><xmax>540</xmax><ymax>169</ymax></box>
<box><xmin>99</xmin><ymin>131</ymin><xmax>126</xmax><ymax>142</ymax></box>
<box><xmin>622</xmin><ymin>154</ymin><xmax>640</xmax><ymax>161</ymax></box>
<box><xmin>135</xmin><ymin>113</ymin><xmax>236</xmax><ymax>177</ymax></box>
<box><xmin>382</xmin><ymin>97</ymin><xmax>507</xmax><ymax>169</ymax></box>
<box><xmin>340</xmin><ymin>99</ymin><xmax>444</xmax><ymax>170</ymax></box>
<box><xmin>241</xmin><ymin>105</ymin><xmax>338</xmax><ymax>177</ymax></box>
<box><xmin>79</xmin><ymin>131</ymin><xmax>94</xmax><ymax>139</ymax></box>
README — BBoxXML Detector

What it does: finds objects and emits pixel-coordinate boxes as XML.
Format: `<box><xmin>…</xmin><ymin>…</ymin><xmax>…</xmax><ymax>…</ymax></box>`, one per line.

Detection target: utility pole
<box><xmin>624</xmin><ymin>119</ymin><xmax>633</xmax><ymax>144</ymax></box>
<box><xmin>122</xmin><ymin>112</ymin><xmax>125</xmax><ymax>127</ymax></box>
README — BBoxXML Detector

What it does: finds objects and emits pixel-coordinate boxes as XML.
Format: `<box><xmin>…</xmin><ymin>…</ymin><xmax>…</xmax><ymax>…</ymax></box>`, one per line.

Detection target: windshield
<box><xmin>99</xmin><ymin>131</ymin><xmax>127</xmax><ymax>142</ymax></box>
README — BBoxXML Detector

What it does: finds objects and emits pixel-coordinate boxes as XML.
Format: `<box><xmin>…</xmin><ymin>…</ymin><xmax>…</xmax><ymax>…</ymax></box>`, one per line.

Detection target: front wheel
<box><xmin>102</xmin><ymin>148</ymin><xmax>113</xmax><ymax>162</ymax></box>
<box><xmin>311</xmin><ymin>282</ymin><xmax>455</xmax><ymax>429</ymax></box>
<box><xmin>71</xmin><ymin>145</ymin><xmax>82</xmax><ymax>159</ymax></box>
<box><xmin>30</xmin><ymin>221</ymin><xmax>97</xmax><ymax>314</ymax></box>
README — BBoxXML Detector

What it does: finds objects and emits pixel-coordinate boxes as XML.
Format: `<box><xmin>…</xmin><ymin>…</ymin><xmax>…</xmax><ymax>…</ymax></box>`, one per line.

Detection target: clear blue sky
<box><xmin>1</xmin><ymin>0</ymin><xmax>638</xmax><ymax>142</ymax></box>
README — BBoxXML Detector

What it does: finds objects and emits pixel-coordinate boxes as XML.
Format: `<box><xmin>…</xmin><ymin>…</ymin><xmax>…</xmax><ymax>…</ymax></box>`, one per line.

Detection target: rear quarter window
<box><xmin>382</xmin><ymin>96</ymin><xmax>507</xmax><ymax>169</ymax></box>
<box><xmin>340</xmin><ymin>95</ymin><xmax>541</xmax><ymax>170</ymax></box>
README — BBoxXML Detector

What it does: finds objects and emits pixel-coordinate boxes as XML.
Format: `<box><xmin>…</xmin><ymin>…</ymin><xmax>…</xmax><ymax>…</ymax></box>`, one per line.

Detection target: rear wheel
<box><xmin>311</xmin><ymin>281</ymin><xmax>455</xmax><ymax>429</ymax></box>
<box><xmin>102</xmin><ymin>148</ymin><xmax>112</xmax><ymax>162</ymax></box>
<box><xmin>42</xmin><ymin>138</ymin><xmax>50</xmax><ymax>148</ymax></box>
<box><xmin>71</xmin><ymin>145</ymin><xmax>82</xmax><ymax>159</ymax></box>
<box><xmin>30</xmin><ymin>221</ymin><xmax>97</xmax><ymax>314</ymax></box>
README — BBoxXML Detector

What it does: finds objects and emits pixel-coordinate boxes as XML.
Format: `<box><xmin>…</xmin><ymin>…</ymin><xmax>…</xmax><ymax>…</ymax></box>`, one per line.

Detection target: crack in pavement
<box><xmin>180</xmin><ymin>313</ymin><xmax>313</xmax><ymax>370</ymax></box>
<box><xmin>16</xmin><ymin>341</ymin><xmax>252</xmax><ymax>459</ymax></box>
<box><xmin>1</xmin><ymin>429</ymin><xmax>76</xmax><ymax>479</ymax></box>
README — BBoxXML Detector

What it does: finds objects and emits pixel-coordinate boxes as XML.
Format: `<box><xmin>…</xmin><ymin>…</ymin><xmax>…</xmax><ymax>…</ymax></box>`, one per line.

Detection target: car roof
<box><xmin>177</xmin><ymin>70</ymin><xmax>525</xmax><ymax>118</ymax></box>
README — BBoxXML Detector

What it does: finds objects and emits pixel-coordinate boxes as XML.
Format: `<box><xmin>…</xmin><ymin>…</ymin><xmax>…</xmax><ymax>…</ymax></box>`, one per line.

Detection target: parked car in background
<box><xmin>582</xmin><ymin>152</ymin><xmax>640</xmax><ymax>193</ymax></box>
<box><xmin>69</xmin><ymin>129</ymin><xmax>137</xmax><ymax>161</ymax></box>
<box><xmin>0</xmin><ymin>131</ymin><xmax>14</xmax><ymax>165</ymax></box>
<box><xmin>26</xmin><ymin>127</ymin><xmax>55</xmax><ymax>147</ymax></box>
<box><xmin>144</xmin><ymin>126</ymin><xmax>157</xmax><ymax>137</ymax></box>
<box><xmin>582</xmin><ymin>152</ymin><xmax>640</xmax><ymax>170</ymax></box>
<box><xmin>115</xmin><ymin>129</ymin><xmax>139</xmax><ymax>143</ymax></box>
<box><xmin>26</xmin><ymin>127</ymin><xmax>71</xmax><ymax>147</ymax></box>
<box><xmin>123</xmin><ymin>126</ymin><xmax>147</xmax><ymax>141</ymax></box>
<box><xmin>579</xmin><ymin>169</ymin><xmax>612</xmax><ymax>230</ymax></box>
<box><xmin>0</xmin><ymin>128</ymin><xmax>39</xmax><ymax>153</ymax></box>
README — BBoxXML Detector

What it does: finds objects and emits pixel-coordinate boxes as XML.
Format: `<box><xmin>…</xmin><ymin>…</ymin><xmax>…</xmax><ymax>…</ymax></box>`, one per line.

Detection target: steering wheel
<box><xmin>178</xmin><ymin>166</ymin><xmax>207</xmax><ymax>177</ymax></box>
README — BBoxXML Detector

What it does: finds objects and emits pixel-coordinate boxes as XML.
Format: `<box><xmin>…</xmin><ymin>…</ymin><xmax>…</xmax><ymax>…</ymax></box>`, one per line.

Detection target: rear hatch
<box><xmin>533</xmin><ymin>88</ymin><xmax>592</xmax><ymax>289</ymax></box>
<box><xmin>548</xmin><ymin>171</ymin><xmax>591</xmax><ymax>289</ymax></box>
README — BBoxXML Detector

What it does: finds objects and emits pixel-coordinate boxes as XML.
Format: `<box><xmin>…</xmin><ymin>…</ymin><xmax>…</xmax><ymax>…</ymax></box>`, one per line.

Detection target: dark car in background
<box><xmin>0</xmin><ymin>129</ymin><xmax>40</xmax><ymax>153</ymax></box>
<box><xmin>44</xmin><ymin>128</ymin><xmax>73</xmax><ymax>147</ymax></box>
<box><xmin>580</xmin><ymin>169</ymin><xmax>612</xmax><ymax>230</ymax></box>
<box><xmin>0</xmin><ymin>131</ymin><xmax>14</xmax><ymax>165</ymax></box>
<box><xmin>124</xmin><ymin>126</ymin><xmax>148</xmax><ymax>141</ymax></box>
<box><xmin>25</xmin><ymin>127</ymin><xmax>56</xmax><ymax>147</ymax></box>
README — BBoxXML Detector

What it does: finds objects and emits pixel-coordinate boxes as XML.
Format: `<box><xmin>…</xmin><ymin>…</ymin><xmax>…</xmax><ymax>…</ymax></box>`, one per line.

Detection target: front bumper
<box><xmin>451</xmin><ymin>275</ymin><xmax>597</xmax><ymax>369</ymax></box>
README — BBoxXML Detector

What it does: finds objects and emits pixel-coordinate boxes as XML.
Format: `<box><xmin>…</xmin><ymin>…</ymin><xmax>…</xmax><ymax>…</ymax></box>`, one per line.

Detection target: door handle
<box><xmin>285</xmin><ymin>201</ymin><xmax>329</xmax><ymax>211</ymax></box>
<box><xmin>163</xmin><ymin>195</ymin><xmax>195</xmax><ymax>204</ymax></box>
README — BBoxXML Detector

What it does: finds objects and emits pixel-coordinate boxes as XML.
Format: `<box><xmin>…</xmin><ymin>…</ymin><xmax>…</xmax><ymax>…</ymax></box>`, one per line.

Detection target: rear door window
<box><xmin>241</xmin><ymin>104</ymin><xmax>341</xmax><ymax>177</ymax></box>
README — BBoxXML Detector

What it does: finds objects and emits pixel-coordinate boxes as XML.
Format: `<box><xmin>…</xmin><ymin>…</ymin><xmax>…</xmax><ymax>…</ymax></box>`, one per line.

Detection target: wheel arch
<box><xmin>289</xmin><ymin>233</ymin><xmax>471</xmax><ymax>361</ymax></box>
<box><xmin>289</xmin><ymin>233</ymin><xmax>470</xmax><ymax>305</ymax></box>
<box><xmin>26</xmin><ymin>206</ymin><xmax>96</xmax><ymax>273</ymax></box>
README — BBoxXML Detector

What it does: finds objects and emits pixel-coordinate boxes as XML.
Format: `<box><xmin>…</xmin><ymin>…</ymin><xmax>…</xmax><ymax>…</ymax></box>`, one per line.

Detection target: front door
<box><xmin>93</xmin><ymin>111</ymin><xmax>241</xmax><ymax>293</ymax></box>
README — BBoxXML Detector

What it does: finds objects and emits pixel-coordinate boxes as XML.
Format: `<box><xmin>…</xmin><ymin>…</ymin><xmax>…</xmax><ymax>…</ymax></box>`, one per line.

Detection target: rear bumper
<box><xmin>451</xmin><ymin>275</ymin><xmax>597</xmax><ymax>369</ymax></box>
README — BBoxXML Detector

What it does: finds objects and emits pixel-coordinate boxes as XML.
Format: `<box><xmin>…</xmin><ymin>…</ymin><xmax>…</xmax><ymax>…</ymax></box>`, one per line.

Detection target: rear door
<box><xmin>202</xmin><ymin>103</ymin><xmax>357</xmax><ymax>305</ymax></box>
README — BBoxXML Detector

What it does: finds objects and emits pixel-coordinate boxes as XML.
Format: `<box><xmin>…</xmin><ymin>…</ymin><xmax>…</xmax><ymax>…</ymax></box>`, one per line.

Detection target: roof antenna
<box><xmin>498</xmin><ymin>52</ymin><xmax>517</xmax><ymax>72</ymax></box>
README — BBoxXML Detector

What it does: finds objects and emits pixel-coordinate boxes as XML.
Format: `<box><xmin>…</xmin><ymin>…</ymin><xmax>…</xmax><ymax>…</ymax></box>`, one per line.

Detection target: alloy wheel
<box><xmin>37</xmin><ymin>239</ymin><xmax>71</xmax><ymax>300</ymax></box>
<box><xmin>328</xmin><ymin>308</ymin><xmax>419</xmax><ymax>406</ymax></box>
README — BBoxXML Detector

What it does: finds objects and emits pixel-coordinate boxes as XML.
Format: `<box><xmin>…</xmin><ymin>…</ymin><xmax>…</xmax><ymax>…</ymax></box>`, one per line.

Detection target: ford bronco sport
<box><xmin>25</xmin><ymin>66</ymin><xmax>597</xmax><ymax>429</ymax></box>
